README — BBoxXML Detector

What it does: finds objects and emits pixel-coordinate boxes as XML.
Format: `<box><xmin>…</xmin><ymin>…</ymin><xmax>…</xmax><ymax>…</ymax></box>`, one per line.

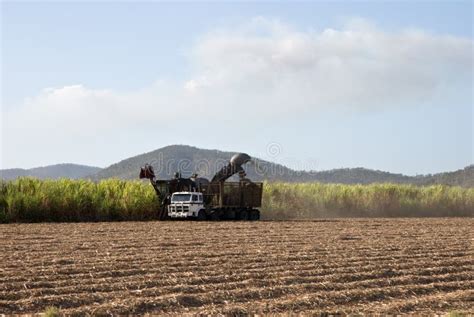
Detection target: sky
<box><xmin>1</xmin><ymin>1</ymin><xmax>473</xmax><ymax>175</ymax></box>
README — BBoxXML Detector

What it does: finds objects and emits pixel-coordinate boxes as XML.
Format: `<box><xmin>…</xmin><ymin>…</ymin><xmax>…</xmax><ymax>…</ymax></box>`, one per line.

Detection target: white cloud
<box><xmin>188</xmin><ymin>18</ymin><xmax>472</xmax><ymax>112</ymax></box>
<box><xmin>3</xmin><ymin>17</ymin><xmax>473</xmax><ymax>168</ymax></box>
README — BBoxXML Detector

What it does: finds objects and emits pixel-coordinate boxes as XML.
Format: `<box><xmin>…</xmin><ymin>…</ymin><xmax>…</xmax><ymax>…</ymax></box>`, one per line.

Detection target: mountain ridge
<box><xmin>2</xmin><ymin>145</ymin><xmax>472</xmax><ymax>187</ymax></box>
<box><xmin>92</xmin><ymin>145</ymin><xmax>472</xmax><ymax>187</ymax></box>
<box><xmin>0</xmin><ymin>163</ymin><xmax>102</xmax><ymax>180</ymax></box>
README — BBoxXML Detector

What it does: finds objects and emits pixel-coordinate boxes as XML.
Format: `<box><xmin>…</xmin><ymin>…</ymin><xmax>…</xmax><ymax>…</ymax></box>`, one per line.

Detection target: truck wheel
<box><xmin>239</xmin><ymin>210</ymin><xmax>248</xmax><ymax>221</ymax></box>
<box><xmin>197</xmin><ymin>210</ymin><xmax>206</xmax><ymax>221</ymax></box>
<box><xmin>249</xmin><ymin>209</ymin><xmax>260</xmax><ymax>221</ymax></box>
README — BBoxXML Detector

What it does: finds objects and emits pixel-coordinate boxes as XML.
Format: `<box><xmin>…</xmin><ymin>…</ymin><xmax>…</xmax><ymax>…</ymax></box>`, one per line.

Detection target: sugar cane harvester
<box><xmin>139</xmin><ymin>153</ymin><xmax>263</xmax><ymax>220</ymax></box>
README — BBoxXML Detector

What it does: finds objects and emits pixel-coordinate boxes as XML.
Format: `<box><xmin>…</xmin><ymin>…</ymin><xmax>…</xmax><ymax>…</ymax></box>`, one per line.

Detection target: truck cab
<box><xmin>168</xmin><ymin>192</ymin><xmax>205</xmax><ymax>219</ymax></box>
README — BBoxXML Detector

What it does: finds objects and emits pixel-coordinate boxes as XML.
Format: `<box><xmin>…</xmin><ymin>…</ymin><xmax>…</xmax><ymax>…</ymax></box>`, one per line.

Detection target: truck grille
<box><xmin>169</xmin><ymin>205</ymin><xmax>190</xmax><ymax>212</ymax></box>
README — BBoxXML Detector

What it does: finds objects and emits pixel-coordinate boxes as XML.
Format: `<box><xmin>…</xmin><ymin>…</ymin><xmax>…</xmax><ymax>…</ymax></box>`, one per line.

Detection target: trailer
<box><xmin>140</xmin><ymin>153</ymin><xmax>263</xmax><ymax>220</ymax></box>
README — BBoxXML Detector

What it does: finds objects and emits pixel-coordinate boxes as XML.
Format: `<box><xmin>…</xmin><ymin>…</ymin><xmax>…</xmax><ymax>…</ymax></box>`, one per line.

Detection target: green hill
<box><xmin>92</xmin><ymin>145</ymin><xmax>473</xmax><ymax>187</ymax></box>
<box><xmin>420</xmin><ymin>165</ymin><xmax>474</xmax><ymax>187</ymax></box>
<box><xmin>2</xmin><ymin>145</ymin><xmax>471</xmax><ymax>187</ymax></box>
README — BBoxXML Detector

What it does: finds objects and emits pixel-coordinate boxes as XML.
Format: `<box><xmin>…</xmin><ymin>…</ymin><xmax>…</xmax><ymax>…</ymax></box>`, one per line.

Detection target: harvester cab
<box><xmin>168</xmin><ymin>192</ymin><xmax>206</xmax><ymax>219</ymax></box>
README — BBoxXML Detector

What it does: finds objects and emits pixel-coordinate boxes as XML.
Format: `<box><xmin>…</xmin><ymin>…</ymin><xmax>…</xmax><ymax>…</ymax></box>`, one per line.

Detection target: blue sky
<box><xmin>1</xmin><ymin>1</ymin><xmax>473</xmax><ymax>175</ymax></box>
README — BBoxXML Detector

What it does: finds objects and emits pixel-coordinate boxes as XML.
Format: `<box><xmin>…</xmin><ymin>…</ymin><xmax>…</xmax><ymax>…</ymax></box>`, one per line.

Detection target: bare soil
<box><xmin>0</xmin><ymin>219</ymin><xmax>473</xmax><ymax>315</ymax></box>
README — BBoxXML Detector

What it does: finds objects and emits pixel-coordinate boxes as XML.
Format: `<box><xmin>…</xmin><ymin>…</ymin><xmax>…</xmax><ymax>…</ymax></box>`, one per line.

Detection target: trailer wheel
<box><xmin>239</xmin><ymin>210</ymin><xmax>249</xmax><ymax>221</ymax></box>
<box><xmin>210</xmin><ymin>211</ymin><xmax>221</xmax><ymax>221</ymax></box>
<box><xmin>197</xmin><ymin>210</ymin><xmax>206</xmax><ymax>221</ymax></box>
<box><xmin>249</xmin><ymin>209</ymin><xmax>260</xmax><ymax>221</ymax></box>
<box><xmin>223</xmin><ymin>210</ymin><xmax>236</xmax><ymax>220</ymax></box>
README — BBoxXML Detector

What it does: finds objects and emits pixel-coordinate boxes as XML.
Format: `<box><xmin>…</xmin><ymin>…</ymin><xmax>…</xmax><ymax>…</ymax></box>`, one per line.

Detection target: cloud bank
<box><xmin>3</xmin><ymin>17</ymin><xmax>473</xmax><ymax>167</ymax></box>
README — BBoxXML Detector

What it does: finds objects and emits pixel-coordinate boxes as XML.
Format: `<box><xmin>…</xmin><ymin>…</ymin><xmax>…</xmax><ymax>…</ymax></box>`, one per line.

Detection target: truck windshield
<box><xmin>171</xmin><ymin>194</ymin><xmax>192</xmax><ymax>202</ymax></box>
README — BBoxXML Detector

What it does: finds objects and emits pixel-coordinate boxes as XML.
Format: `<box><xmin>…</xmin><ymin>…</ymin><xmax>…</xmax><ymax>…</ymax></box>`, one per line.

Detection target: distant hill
<box><xmin>2</xmin><ymin>146</ymin><xmax>471</xmax><ymax>187</ymax></box>
<box><xmin>92</xmin><ymin>144</ymin><xmax>327</xmax><ymax>181</ymax></box>
<box><xmin>420</xmin><ymin>165</ymin><xmax>474</xmax><ymax>187</ymax></box>
<box><xmin>93</xmin><ymin>145</ymin><xmax>276</xmax><ymax>180</ymax></box>
<box><xmin>0</xmin><ymin>164</ymin><xmax>102</xmax><ymax>180</ymax></box>
<box><xmin>92</xmin><ymin>145</ymin><xmax>473</xmax><ymax>187</ymax></box>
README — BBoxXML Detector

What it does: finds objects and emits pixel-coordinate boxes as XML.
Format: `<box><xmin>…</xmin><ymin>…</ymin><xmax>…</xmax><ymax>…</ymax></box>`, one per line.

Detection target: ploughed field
<box><xmin>1</xmin><ymin>219</ymin><xmax>473</xmax><ymax>315</ymax></box>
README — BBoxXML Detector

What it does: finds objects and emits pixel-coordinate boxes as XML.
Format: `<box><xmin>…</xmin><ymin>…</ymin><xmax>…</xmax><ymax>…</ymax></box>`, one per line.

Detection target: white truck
<box><xmin>167</xmin><ymin>192</ymin><xmax>206</xmax><ymax>219</ymax></box>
